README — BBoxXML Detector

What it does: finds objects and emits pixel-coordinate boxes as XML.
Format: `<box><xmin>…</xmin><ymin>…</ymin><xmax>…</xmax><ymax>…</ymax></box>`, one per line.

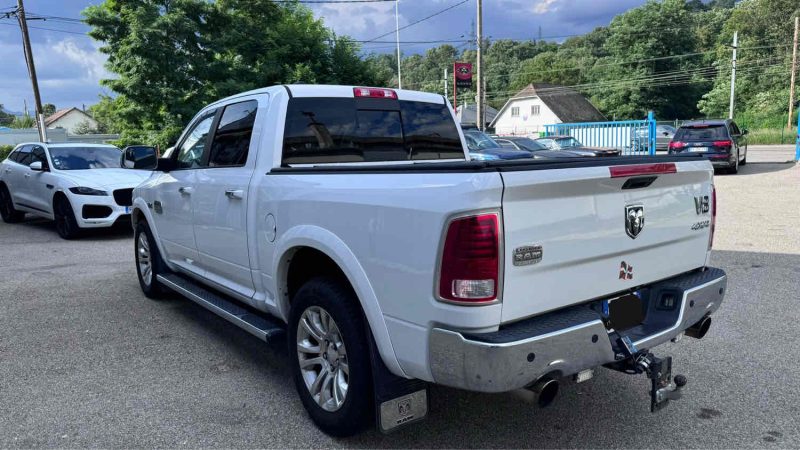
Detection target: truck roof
<box><xmin>209</xmin><ymin>84</ymin><xmax>446</xmax><ymax>108</ymax></box>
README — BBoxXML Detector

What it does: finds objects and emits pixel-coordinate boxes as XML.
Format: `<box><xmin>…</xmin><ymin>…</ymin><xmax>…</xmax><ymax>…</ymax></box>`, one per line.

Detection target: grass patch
<box><xmin>746</xmin><ymin>128</ymin><xmax>798</xmax><ymax>145</ymax></box>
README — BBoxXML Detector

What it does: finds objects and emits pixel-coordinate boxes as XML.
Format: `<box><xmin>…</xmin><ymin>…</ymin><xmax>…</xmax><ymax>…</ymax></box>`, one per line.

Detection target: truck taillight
<box><xmin>438</xmin><ymin>213</ymin><xmax>500</xmax><ymax>303</ymax></box>
<box><xmin>709</xmin><ymin>185</ymin><xmax>716</xmax><ymax>249</ymax></box>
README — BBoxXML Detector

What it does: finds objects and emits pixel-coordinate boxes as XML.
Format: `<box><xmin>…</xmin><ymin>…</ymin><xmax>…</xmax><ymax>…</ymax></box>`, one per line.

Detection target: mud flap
<box><xmin>366</xmin><ymin>330</ymin><xmax>429</xmax><ymax>433</ymax></box>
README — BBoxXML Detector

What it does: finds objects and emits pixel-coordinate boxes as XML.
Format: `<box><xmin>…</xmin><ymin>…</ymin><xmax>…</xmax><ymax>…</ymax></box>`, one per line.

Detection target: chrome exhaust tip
<box><xmin>685</xmin><ymin>316</ymin><xmax>711</xmax><ymax>339</ymax></box>
<box><xmin>529</xmin><ymin>378</ymin><xmax>559</xmax><ymax>408</ymax></box>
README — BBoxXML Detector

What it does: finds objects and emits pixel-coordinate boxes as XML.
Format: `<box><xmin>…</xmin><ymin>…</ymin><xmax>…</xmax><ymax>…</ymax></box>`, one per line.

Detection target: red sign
<box><xmin>454</xmin><ymin>62</ymin><xmax>473</xmax><ymax>89</ymax></box>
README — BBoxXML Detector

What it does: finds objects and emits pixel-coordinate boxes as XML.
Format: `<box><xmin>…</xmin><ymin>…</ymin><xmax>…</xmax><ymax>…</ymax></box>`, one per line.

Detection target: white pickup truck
<box><xmin>130</xmin><ymin>85</ymin><xmax>727</xmax><ymax>436</ymax></box>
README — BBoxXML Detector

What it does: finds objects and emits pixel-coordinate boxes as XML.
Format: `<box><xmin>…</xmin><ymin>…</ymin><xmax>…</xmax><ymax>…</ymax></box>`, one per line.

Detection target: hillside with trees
<box><xmin>83</xmin><ymin>0</ymin><xmax>799</xmax><ymax>145</ymax></box>
<box><xmin>373</xmin><ymin>0</ymin><xmax>798</xmax><ymax>128</ymax></box>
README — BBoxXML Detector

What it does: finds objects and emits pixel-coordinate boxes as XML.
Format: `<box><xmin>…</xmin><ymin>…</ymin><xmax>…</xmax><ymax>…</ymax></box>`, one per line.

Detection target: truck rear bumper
<box><xmin>428</xmin><ymin>267</ymin><xmax>726</xmax><ymax>393</ymax></box>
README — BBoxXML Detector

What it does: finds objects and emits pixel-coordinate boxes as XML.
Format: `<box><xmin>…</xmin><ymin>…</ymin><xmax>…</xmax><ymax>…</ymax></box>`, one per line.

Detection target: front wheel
<box><xmin>134</xmin><ymin>221</ymin><xmax>168</xmax><ymax>298</ymax></box>
<box><xmin>288</xmin><ymin>278</ymin><xmax>373</xmax><ymax>437</ymax></box>
<box><xmin>54</xmin><ymin>196</ymin><xmax>81</xmax><ymax>239</ymax></box>
<box><xmin>0</xmin><ymin>184</ymin><xmax>25</xmax><ymax>223</ymax></box>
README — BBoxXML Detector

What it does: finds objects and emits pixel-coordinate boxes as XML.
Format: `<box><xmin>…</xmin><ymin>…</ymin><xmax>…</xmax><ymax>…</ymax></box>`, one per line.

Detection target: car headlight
<box><xmin>69</xmin><ymin>187</ymin><xmax>108</xmax><ymax>196</ymax></box>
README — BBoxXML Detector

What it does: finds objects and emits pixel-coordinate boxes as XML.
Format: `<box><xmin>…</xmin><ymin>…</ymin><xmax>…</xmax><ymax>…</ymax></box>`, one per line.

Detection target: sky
<box><xmin>0</xmin><ymin>0</ymin><xmax>647</xmax><ymax>115</ymax></box>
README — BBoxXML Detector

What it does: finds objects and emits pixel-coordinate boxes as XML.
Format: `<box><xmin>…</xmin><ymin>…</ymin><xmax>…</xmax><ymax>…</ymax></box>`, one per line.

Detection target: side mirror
<box><xmin>122</xmin><ymin>146</ymin><xmax>158</xmax><ymax>170</ymax></box>
<box><xmin>742</xmin><ymin>129</ymin><xmax>749</xmax><ymax>135</ymax></box>
<box><xmin>155</xmin><ymin>157</ymin><xmax>176</xmax><ymax>172</ymax></box>
<box><xmin>29</xmin><ymin>161</ymin><xmax>44</xmax><ymax>171</ymax></box>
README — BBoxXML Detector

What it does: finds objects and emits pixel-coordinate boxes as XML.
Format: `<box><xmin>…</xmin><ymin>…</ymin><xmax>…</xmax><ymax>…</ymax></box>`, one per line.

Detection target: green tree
<box><xmin>0</xmin><ymin>104</ymin><xmax>14</xmax><ymax>126</ymax></box>
<box><xmin>10</xmin><ymin>114</ymin><xmax>36</xmax><ymax>129</ymax></box>
<box><xmin>42</xmin><ymin>103</ymin><xmax>56</xmax><ymax>116</ymax></box>
<box><xmin>699</xmin><ymin>0</ymin><xmax>800</xmax><ymax>127</ymax></box>
<box><xmin>589</xmin><ymin>0</ymin><xmax>707</xmax><ymax>119</ymax></box>
<box><xmin>83</xmin><ymin>0</ymin><xmax>388</xmax><ymax>148</ymax></box>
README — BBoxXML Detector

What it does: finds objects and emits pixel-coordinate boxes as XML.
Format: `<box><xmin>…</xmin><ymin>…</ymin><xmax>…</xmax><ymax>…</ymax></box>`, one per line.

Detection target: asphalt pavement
<box><xmin>0</xmin><ymin>146</ymin><xmax>798</xmax><ymax>448</ymax></box>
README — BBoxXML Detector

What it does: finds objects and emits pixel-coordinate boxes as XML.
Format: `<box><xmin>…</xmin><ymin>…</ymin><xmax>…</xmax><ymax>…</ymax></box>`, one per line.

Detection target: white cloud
<box><xmin>532</xmin><ymin>0</ymin><xmax>559</xmax><ymax>14</ymax></box>
<box><xmin>51</xmin><ymin>39</ymin><xmax>110</xmax><ymax>84</ymax></box>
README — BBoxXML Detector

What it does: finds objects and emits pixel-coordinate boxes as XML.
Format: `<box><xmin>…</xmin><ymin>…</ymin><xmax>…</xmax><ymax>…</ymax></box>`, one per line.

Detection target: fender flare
<box><xmin>274</xmin><ymin>224</ymin><xmax>407</xmax><ymax>378</ymax></box>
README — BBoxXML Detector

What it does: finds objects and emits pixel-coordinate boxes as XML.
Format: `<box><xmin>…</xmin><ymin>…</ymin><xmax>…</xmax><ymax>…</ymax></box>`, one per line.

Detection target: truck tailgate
<box><xmin>499</xmin><ymin>160</ymin><xmax>714</xmax><ymax>322</ymax></box>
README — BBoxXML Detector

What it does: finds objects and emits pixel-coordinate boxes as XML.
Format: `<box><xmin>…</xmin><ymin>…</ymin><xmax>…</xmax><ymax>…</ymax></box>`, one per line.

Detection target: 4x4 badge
<box><xmin>625</xmin><ymin>204</ymin><xmax>644</xmax><ymax>239</ymax></box>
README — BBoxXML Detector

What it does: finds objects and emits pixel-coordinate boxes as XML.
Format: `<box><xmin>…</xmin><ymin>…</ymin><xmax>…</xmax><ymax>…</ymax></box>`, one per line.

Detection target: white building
<box><xmin>456</xmin><ymin>103</ymin><xmax>498</xmax><ymax>129</ymax></box>
<box><xmin>490</xmin><ymin>84</ymin><xmax>605</xmax><ymax>136</ymax></box>
<box><xmin>45</xmin><ymin>107</ymin><xmax>99</xmax><ymax>133</ymax></box>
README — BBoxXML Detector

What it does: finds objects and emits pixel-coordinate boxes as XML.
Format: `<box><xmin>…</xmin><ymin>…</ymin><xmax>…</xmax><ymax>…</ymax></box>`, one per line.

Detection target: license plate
<box><xmin>690</xmin><ymin>147</ymin><xmax>708</xmax><ymax>152</ymax></box>
<box><xmin>607</xmin><ymin>294</ymin><xmax>644</xmax><ymax>331</ymax></box>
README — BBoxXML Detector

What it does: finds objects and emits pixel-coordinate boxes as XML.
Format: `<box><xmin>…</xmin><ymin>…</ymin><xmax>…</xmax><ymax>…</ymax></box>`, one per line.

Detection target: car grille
<box><xmin>113</xmin><ymin>188</ymin><xmax>133</xmax><ymax>207</ymax></box>
<box><xmin>82</xmin><ymin>205</ymin><xmax>112</xmax><ymax>219</ymax></box>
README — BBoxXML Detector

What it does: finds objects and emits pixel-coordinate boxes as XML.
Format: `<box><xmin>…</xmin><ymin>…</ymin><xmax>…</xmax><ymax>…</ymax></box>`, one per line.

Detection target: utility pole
<box><xmin>482</xmin><ymin>77</ymin><xmax>487</xmax><ymax>130</ymax></box>
<box><xmin>16</xmin><ymin>0</ymin><xmax>45</xmax><ymax>141</ymax></box>
<box><xmin>788</xmin><ymin>17</ymin><xmax>799</xmax><ymax>129</ymax></box>
<box><xmin>476</xmin><ymin>0</ymin><xmax>483</xmax><ymax>130</ymax></box>
<box><xmin>728</xmin><ymin>31</ymin><xmax>738</xmax><ymax>120</ymax></box>
<box><xmin>395</xmin><ymin>0</ymin><xmax>402</xmax><ymax>89</ymax></box>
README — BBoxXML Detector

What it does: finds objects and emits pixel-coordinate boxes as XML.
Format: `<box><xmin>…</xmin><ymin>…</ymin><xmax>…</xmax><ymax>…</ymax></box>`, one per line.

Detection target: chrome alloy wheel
<box><xmin>137</xmin><ymin>234</ymin><xmax>152</xmax><ymax>286</ymax></box>
<box><xmin>296</xmin><ymin>306</ymin><xmax>349</xmax><ymax>412</ymax></box>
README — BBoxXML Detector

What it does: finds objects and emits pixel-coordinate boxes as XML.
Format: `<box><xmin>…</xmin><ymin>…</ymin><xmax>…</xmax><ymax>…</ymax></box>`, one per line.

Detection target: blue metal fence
<box><xmin>796</xmin><ymin>110</ymin><xmax>800</xmax><ymax>162</ymax></box>
<box><xmin>544</xmin><ymin>111</ymin><xmax>657</xmax><ymax>155</ymax></box>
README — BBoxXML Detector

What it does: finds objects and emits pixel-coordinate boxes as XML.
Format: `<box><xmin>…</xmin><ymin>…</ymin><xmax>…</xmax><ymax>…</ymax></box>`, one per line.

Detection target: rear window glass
<box><xmin>675</xmin><ymin>125</ymin><xmax>728</xmax><ymax>141</ymax></box>
<box><xmin>281</xmin><ymin>97</ymin><xmax>464</xmax><ymax>164</ymax></box>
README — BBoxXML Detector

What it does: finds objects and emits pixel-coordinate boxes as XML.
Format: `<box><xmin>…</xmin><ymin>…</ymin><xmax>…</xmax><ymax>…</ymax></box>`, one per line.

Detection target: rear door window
<box><xmin>281</xmin><ymin>97</ymin><xmax>464</xmax><ymax>164</ymax></box>
<box><xmin>675</xmin><ymin>125</ymin><xmax>728</xmax><ymax>141</ymax></box>
<box><xmin>208</xmin><ymin>100</ymin><xmax>258</xmax><ymax>167</ymax></box>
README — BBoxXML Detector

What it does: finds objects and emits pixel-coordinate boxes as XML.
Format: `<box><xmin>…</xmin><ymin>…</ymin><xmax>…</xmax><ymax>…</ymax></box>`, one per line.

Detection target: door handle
<box><xmin>24</xmin><ymin>173</ymin><xmax>31</xmax><ymax>178</ymax></box>
<box><xmin>4</xmin><ymin>168</ymin><xmax>10</xmax><ymax>173</ymax></box>
<box><xmin>225</xmin><ymin>189</ymin><xmax>244</xmax><ymax>200</ymax></box>
<box><xmin>178</xmin><ymin>186</ymin><xmax>194</xmax><ymax>196</ymax></box>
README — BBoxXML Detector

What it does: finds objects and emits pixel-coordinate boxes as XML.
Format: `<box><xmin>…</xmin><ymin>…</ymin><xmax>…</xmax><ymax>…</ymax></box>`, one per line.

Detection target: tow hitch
<box><xmin>609</xmin><ymin>335</ymin><xmax>687</xmax><ymax>412</ymax></box>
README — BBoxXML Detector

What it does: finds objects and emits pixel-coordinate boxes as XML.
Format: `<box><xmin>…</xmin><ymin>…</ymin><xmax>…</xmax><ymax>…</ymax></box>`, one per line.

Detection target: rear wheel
<box><xmin>134</xmin><ymin>221</ymin><xmax>168</xmax><ymax>298</ymax></box>
<box><xmin>54</xmin><ymin>196</ymin><xmax>81</xmax><ymax>239</ymax></box>
<box><xmin>288</xmin><ymin>278</ymin><xmax>373</xmax><ymax>437</ymax></box>
<box><xmin>0</xmin><ymin>184</ymin><xmax>25</xmax><ymax>223</ymax></box>
<box><xmin>728</xmin><ymin>150</ymin><xmax>739</xmax><ymax>174</ymax></box>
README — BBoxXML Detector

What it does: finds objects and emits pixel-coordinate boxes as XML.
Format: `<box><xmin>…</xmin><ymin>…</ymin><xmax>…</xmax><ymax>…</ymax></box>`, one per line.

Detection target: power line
<box><xmin>0</xmin><ymin>20</ymin><xmax>91</xmax><ymax>36</ymax></box>
<box><xmin>362</xmin><ymin>0</ymin><xmax>469</xmax><ymax>43</ymax></box>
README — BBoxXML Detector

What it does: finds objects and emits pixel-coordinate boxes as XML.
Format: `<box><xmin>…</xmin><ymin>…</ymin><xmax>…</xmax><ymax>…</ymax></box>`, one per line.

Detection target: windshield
<box><xmin>674</xmin><ymin>125</ymin><xmax>728</xmax><ymax>141</ymax></box>
<box><xmin>49</xmin><ymin>146</ymin><xmax>122</xmax><ymax>170</ymax></box>
<box><xmin>554</xmin><ymin>137</ymin><xmax>581</xmax><ymax>148</ymax></box>
<box><xmin>463</xmin><ymin>130</ymin><xmax>501</xmax><ymax>151</ymax></box>
<box><xmin>511</xmin><ymin>138</ymin><xmax>547</xmax><ymax>152</ymax></box>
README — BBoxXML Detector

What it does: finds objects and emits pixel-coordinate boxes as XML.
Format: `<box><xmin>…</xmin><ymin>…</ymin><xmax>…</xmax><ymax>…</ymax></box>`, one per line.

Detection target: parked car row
<box><xmin>466</xmin><ymin>130</ymin><xmax>621</xmax><ymax>160</ymax></box>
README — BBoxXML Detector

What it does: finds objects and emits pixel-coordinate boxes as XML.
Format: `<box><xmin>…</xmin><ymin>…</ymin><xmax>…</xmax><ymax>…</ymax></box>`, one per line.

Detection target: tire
<box><xmin>288</xmin><ymin>277</ymin><xmax>373</xmax><ymax>437</ymax></box>
<box><xmin>0</xmin><ymin>184</ymin><xmax>25</xmax><ymax>223</ymax></box>
<box><xmin>54</xmin><ymin>196</ymin><xmax>81</xmax><ymax>239</ymax></box>
<box><xmin>134</xmin><ymin>221</ymin><xmax>169</xmax><ymax>299</ymax></box>
<box><xmin>728</xmin><ymin>150</ymin><xmax>739</xmax><ymax>174</ymax></box>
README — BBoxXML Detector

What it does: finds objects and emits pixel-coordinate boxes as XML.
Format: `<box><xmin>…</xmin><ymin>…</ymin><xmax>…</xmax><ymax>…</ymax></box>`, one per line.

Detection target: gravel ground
<box><xmin>0</xmin><ymin>146</ymin><xmax>797</xmax><ymax>448</ymax></box>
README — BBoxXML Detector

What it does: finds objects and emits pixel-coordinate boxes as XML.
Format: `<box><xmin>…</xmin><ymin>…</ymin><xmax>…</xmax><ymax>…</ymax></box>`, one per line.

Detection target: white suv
<box><xmin>0</xmin><ymin>142</ymin><xmax>152</xmax><ymax>239</ymax></box>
